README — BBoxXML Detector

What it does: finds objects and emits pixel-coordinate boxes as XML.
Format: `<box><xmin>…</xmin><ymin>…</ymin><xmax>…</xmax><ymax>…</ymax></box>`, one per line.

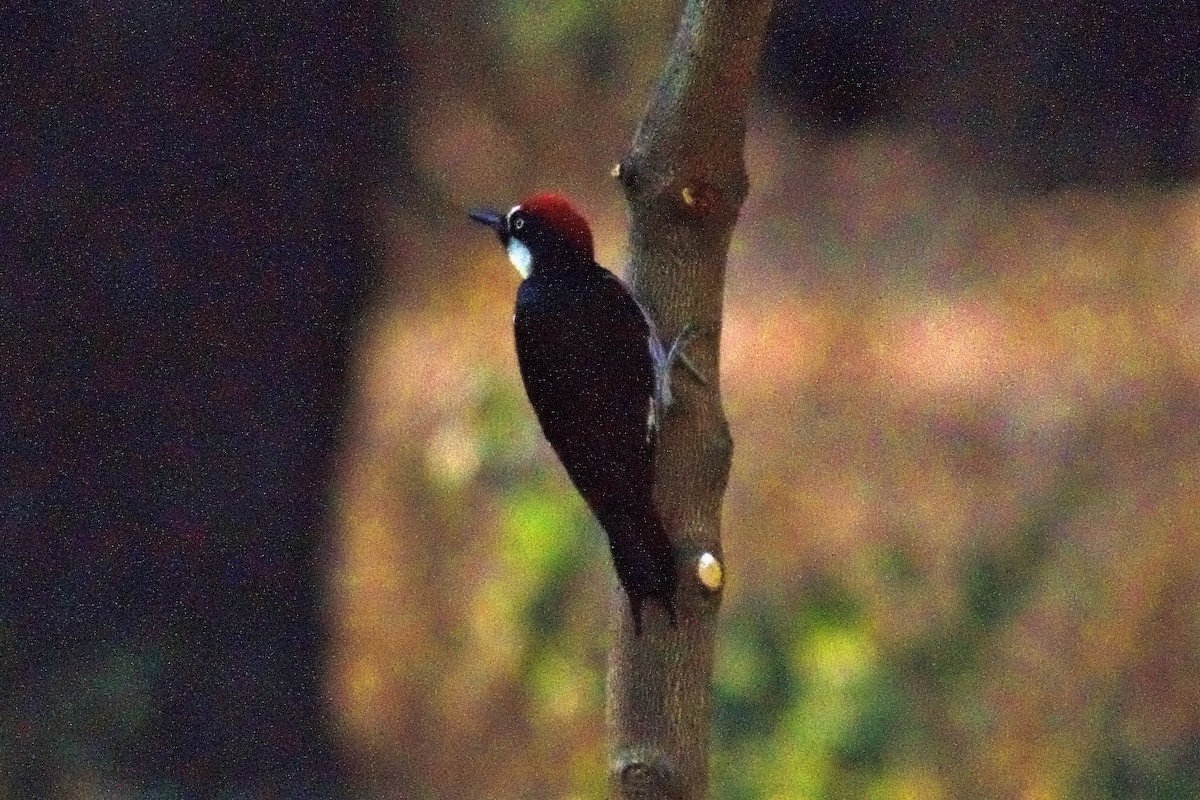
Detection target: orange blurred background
<box><xmin>327</xmin><ymin>4</ymin><xmax>1200</xmax><ymax>798</ymax></box>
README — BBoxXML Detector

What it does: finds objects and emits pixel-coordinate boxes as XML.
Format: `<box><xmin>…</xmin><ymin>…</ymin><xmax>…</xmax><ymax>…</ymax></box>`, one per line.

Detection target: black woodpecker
<box><xmin>469</xmin><ymin>193</ymin><xmax>698</xmax><ymax>634</ymax></box>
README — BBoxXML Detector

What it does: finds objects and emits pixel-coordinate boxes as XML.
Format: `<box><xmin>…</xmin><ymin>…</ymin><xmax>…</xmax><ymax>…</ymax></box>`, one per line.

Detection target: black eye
<box><xmin>512</xmin><ymin>216</ymin><xmax>525</xmax><ymax>230</ymax></box>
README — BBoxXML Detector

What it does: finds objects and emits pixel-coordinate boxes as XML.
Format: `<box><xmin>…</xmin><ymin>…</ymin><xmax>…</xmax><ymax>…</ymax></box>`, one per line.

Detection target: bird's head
<box><xmin>468</xmin><ymin>193</ymin><xmax>594</xmax><ymax>279</ymax></box>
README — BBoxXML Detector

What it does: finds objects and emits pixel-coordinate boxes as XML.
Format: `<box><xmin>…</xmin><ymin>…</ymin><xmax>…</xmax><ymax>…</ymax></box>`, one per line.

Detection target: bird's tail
<box><xmin>602</xmin><ymin>502</ymin><xmax>677</xmax><ymax>635</ymax></box>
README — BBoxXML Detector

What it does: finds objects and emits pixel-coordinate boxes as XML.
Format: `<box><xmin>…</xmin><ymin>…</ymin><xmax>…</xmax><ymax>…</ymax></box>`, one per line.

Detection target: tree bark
<box><xmin>608</xmin><ymin>1</ymin><xmax>774</xmax><ymax>798</ymax></box>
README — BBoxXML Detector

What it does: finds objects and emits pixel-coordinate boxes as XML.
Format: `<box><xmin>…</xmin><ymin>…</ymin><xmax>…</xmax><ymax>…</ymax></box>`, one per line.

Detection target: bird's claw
<box><xmin>670</xmin><ymin>323</ymin><xmax>708</xmax><ymax>387</ymax></box>
<box><xmin>654</xmin><ymin>322</ymin><xmax>708</xmax><ymax>413</ymax></box>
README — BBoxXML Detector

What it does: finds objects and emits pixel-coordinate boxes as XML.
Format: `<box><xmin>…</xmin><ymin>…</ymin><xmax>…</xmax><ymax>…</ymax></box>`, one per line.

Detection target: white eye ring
<box><xmin>513</xmin><ymin>217</ymin><xmax>524</xmax><ymax>230</ymax></box>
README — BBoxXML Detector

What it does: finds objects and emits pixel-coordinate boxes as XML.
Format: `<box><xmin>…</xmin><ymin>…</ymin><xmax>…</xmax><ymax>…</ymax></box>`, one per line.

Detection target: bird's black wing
<box><xmin>514</xmin><ymin>269</ymin><xmax>656</xmax><ymax>507</ymax></box>
<box><xmin>514</xmin><ymin>267</ymin><xmax>676</xmax><ymax>630</ymax></box>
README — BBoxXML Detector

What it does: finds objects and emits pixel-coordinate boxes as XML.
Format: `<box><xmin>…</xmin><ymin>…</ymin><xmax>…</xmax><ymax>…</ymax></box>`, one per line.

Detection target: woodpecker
<box><xmin>469</xmin><ymin>193</ymin><xmax>698</xmax><ymax>634</ymax></box>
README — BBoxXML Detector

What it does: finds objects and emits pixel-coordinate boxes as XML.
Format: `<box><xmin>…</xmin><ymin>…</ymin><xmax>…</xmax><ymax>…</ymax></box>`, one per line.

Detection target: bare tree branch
<box><xmin>608</xmin><ymin>1</ymin><xmax>774</xmax><ymax>798</ymax></box>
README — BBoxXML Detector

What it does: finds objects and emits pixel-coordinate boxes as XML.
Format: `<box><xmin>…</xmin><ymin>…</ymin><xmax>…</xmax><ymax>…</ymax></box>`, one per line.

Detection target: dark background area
<box><xmin>4</xmin><ymin>0</ymin><xmax>1199</xmax><ymax>797</ymax></box>
<box><xmin>762</xmin><ymin>0</ymin><xmax>1200</xmax><ymax>188</ymax></box>
<box><xmin>6</xmin><ymin>3</ymin><xmax>396</xmax><ymax>796</ymax></box>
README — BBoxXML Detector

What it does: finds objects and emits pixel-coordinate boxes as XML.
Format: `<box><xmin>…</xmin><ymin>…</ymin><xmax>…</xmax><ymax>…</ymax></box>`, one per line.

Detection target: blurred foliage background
<box><xmin>7</xmin><ymin>1</ymin><xmax>1200</xmax><ymax>798</ymax></box>
<box><xmin>334</xmin><ymin>2</ymin><xmax>1200</xmax><ymax>799</ymax></box>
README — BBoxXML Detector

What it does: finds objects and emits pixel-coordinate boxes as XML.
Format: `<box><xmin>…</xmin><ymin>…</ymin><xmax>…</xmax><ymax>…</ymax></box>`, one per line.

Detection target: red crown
<box><xmin>518</xmin><ymin>193</ymin><xmax>594</xmax><ymax>257</ymax></box>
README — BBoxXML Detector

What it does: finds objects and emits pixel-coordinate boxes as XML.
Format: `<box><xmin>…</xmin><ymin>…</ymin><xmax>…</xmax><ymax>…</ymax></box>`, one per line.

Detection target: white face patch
<box><xmin>505</xmin><ymin>205</ymin><xmax>532</xmax><ymax>278</ymax></box>
<box><xmin>507</xmin><ymin>238</ymin><xmax>533</xmax><ymax>279</ymax></box>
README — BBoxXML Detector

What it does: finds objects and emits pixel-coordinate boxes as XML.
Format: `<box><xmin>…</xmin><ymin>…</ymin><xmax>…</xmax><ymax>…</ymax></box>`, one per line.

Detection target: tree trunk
<box><xmin>607</xmin><ymin>1</ymin><xmax>774</xmax><ymax>798</ymax></box>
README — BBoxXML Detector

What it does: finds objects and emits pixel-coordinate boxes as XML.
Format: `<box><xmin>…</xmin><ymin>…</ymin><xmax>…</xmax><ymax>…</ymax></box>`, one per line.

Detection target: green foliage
<box><xmin>1090</xmin><ymin>744</ymin><xmax>1200</xmax><ymax>800</ymax></box>
<box><xmin>713</xmin><ymin>581</ymin><xmax>918</xmax><ymax>799</ymax></box>
<box><xmin>501</xmin><ymin>0</ymin><xmax>596</xmax><ymax>55</ymax></box>
<box><xmin>1</xmin><ymin>644</ymin><xmax>161</xmax><ymax>795</ymax></box>
<box><xmin>464</xmin><ymin>377</ymin><xmax>601</xmax><ymax>649</ymax></box>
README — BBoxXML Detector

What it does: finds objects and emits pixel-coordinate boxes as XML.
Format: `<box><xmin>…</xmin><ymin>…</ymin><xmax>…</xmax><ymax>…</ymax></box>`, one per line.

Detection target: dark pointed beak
<box><xmin>468</xmin><ymin>207</ymin><xmax>505</xmax><ymax>232</ymax></box>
